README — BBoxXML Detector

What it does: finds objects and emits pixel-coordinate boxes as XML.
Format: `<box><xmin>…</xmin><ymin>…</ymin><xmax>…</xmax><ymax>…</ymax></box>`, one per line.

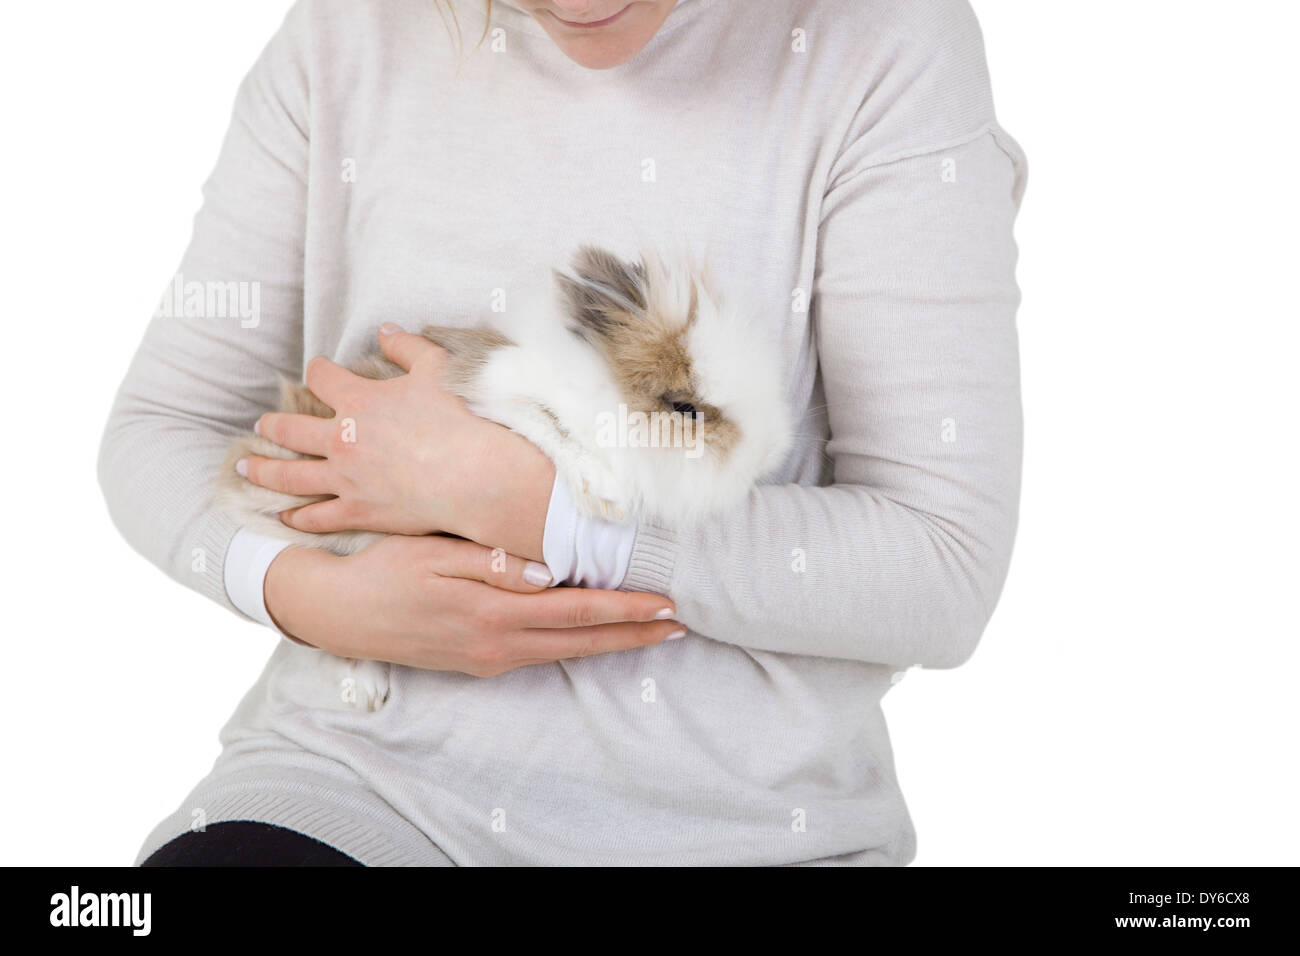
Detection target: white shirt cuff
<box><xmin>541</xmin><ymin>473</ymin><xmax>637</xmax><ymax>590</ymax></box>
<box><xmin>224</xmin><ymin>526</ymin><xmax>294</xmax><ymax>633</ymax></box>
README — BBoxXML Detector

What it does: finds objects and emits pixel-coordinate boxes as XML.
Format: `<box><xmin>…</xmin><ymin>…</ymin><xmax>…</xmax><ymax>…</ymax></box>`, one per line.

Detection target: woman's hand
<box><xmin>241</xmin><ymin>325</ymin><xmax>555</xmax><ymax>562</ymax></box>
<box><xmin>264</xmin><ymin>535</ymin><xmax>683</xmax><ymax>677</ymax></box>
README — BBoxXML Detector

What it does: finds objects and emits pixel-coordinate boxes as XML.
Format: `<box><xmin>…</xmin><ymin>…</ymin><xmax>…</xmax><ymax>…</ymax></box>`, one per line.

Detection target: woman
<box><xmin>101</xmin><ymin>0</ymin><xmax>1026</xmax><ymax>866</ymax></box>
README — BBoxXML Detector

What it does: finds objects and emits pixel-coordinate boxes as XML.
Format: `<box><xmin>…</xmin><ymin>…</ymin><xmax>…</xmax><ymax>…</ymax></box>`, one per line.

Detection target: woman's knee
<box><xmin>140</xmin><ymin>820</ymin><xmax>363</xmax><ymax>867</ymax></box>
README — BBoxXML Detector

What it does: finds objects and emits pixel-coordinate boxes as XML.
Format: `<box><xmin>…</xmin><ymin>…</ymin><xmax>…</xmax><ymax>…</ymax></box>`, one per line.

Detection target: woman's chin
<box><xmin>532</xmin><ymin>1</ymin><xmax>678</xmax><ymax>69</ymax></box>
<box><xmin>542</xmin><ymin>33</ymin><xmax>652</xmax><ymax>69</ymax></box>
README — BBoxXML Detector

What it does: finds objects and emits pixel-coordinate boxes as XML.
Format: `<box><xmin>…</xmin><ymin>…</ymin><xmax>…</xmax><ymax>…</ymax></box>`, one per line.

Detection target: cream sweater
<box><xmin>101</xmin><ymin>0</ymin><xmax>1027</xmax><ymax>865</ymax></box>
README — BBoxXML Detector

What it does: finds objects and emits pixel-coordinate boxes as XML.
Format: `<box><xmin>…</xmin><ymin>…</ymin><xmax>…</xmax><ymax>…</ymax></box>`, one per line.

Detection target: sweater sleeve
<box><xmin>96</xmin><ymin>2</ymin><xmax>312</xmax><ymax>613</ymax></box>
<box><xmin>624</xmin><ymin>124</ymin><xmax>1027</xmax><ymax>669</ymax></box>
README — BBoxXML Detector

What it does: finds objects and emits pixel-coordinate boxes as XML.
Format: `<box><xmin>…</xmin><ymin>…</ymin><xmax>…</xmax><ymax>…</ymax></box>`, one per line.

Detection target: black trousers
<box><xmin>140</xmin><ymin>821</ymin><xmax>363</xmax><ymax>867</ymax></box>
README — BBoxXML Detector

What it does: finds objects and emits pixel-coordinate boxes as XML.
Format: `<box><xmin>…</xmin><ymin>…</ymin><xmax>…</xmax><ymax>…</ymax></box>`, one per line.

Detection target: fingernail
<box><xmin>379</xmin><ymin>322</ymin><xmax>403</xmax><ymax>335</ymax></box>
<box><xmin>654</xmin><ymin>608</ymin><xmax>675</xmax><ymax>620</ymax></box>
<box><xmin>253</xmin><ymin>417</ymin><xmax>262</xmax><ymax>436</ymax></box>
<box><xmin>523</xmin><ymin>561</ymin><xmax>552</xmax><ymax>587</ymax></box>
<box><xmin>666</xmin><ymin>629</ymin><xmax>687</xmax><ymax>641</ymax></box>
<box><xmin>235</xmin><ymin>458</ymin><xmax>248</xmax><ymax>477</ymax></box>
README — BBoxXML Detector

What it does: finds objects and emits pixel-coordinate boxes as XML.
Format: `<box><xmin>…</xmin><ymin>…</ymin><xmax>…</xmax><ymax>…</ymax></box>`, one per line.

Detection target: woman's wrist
<box><xmin>264</xmin><ymin>545</ymin><xmax>339</xmax><ymax>650</ymax></box>
<box><xmin>453</xmin><ymin>425</ymin><xmax>555</xmax><ymax>563</ymax></box>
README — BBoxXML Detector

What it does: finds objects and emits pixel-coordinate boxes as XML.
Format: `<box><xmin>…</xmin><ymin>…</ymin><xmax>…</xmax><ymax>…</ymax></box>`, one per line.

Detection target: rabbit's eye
<box><xmin>662</xmin><ymin>395</ymin><xmax>699</xmax><ymax>418</ymax></box>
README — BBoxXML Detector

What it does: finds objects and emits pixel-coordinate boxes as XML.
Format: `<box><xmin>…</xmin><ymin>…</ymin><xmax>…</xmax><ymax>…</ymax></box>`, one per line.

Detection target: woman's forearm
<box><xmin>451</xmin><ymin>424</ymin><xmax>555</xmax><ymax>565</ymax></box>
<box><xmin>263</xmin><ymin>545</ymin><xmax>332</xmax><ymax>645</ymax></box>
<box><xmin>623</xmin><ymin>482</ymin><xmax>1017</xmax><ymax>669</ymax></box>
<box><xmin>99</xmin><ymin>4</ymin><xmax>309</xmax><ymax>615</ymax></box>
<box><xmin>621</xmin><ymin>129</ymin><xmax>1027</xmax><ymax>669</ymax></box>
<box><xmin>261</xmin><ymin>534</ymin><xmax>683</xmax><ymax>674</ymax></box>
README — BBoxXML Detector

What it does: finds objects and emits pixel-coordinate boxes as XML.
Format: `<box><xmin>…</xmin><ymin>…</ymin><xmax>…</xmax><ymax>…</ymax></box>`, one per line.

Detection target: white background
<box><xmin>1</xmin><ymin>1</ymin><xmax>1296</xmax><ymax>866</ymax></box>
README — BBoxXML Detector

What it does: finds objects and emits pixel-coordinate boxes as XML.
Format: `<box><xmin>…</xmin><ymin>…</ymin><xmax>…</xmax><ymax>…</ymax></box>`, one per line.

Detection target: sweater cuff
<box><xmin>192</xmin><ymin>506</ymin><xmax>245</xmax><ymax>611</ymax></box>
<box><xmin>620</xmin><ymin>519</ymin><xmax>678</xmax><ymax>595</ymax></box>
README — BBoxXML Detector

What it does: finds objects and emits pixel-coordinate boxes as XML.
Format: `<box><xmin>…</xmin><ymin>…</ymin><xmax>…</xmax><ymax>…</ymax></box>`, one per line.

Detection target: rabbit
<box><xmin>216</xmin><ymin>243</ymin><xmax>792</xmax><ymax>710</ymax></box>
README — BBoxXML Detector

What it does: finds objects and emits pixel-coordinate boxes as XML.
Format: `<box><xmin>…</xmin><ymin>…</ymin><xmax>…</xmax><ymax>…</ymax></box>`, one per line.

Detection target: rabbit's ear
<box><xmin>554</xmin><ymin>245</ymin><xmax>648</xmax><ymax>344</ymax></box>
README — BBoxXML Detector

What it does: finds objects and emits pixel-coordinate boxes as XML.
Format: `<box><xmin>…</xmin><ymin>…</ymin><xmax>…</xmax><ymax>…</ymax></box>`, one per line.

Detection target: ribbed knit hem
<box><xmin>134</xmin><ymin>775</ymin><xmax>454</xmax><ymax>867</ymax></box>
<box><xmin>620</xmin><ymin>519</ymin><xmax>678</xmax><ymax>595</ymax></box>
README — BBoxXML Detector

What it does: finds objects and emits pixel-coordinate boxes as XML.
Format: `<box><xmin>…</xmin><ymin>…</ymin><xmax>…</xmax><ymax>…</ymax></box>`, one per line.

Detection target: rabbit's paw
<box><xmin>335</xmin><ymin>659</ymin><xmax>390</xmax><ymax>712</ymax></box>
<box><xmin>566</xmin><ymin>457</ymin><xmax>629</xmax><ymax>522</ymax></box>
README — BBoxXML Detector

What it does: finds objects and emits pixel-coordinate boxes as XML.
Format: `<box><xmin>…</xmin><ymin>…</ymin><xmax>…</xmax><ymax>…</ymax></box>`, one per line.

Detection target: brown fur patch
<box><xmin>421</xmin><ymin>325</ymin><xmax>514</xmax><ymax>393</ymax></box>
<box><xmin>279</xmin><ymin>380</ymin><xmax>334</xmax><ymax>419</ymax></box>
<box><xmin>554</xmin><ymin>246</ymin><xmax>650</xmax><ymax>347</ymax></box>
<box><xmin>351</xmin><ymin>354</ymin><xmax>404</xmax><ymax>381</ymax></box>
<box><xmin>560</xmin><ymin>258</ymin><xmax>740</xmax><ymax>461</ymax></box>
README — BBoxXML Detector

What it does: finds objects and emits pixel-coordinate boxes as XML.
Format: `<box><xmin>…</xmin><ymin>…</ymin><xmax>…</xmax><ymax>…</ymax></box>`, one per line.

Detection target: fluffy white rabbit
<box><xmin>217</xmin><ymin>244</ymin><xmax>791</xmax><ymax>710</ymax></box>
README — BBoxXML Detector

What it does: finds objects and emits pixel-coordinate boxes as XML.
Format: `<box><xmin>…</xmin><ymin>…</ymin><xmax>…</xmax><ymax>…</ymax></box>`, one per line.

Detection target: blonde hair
<box><xmin>434</xmin><ymin>0</ymin><xmax>495</xmax><ymax>53</ymax></box>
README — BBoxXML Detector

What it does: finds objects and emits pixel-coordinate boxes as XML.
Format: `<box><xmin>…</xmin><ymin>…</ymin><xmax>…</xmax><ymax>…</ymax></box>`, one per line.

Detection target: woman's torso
<box><xmin>213</xmin><ymin>0</ymin><xmax>962</xmax><ymax>865</ymax></box>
